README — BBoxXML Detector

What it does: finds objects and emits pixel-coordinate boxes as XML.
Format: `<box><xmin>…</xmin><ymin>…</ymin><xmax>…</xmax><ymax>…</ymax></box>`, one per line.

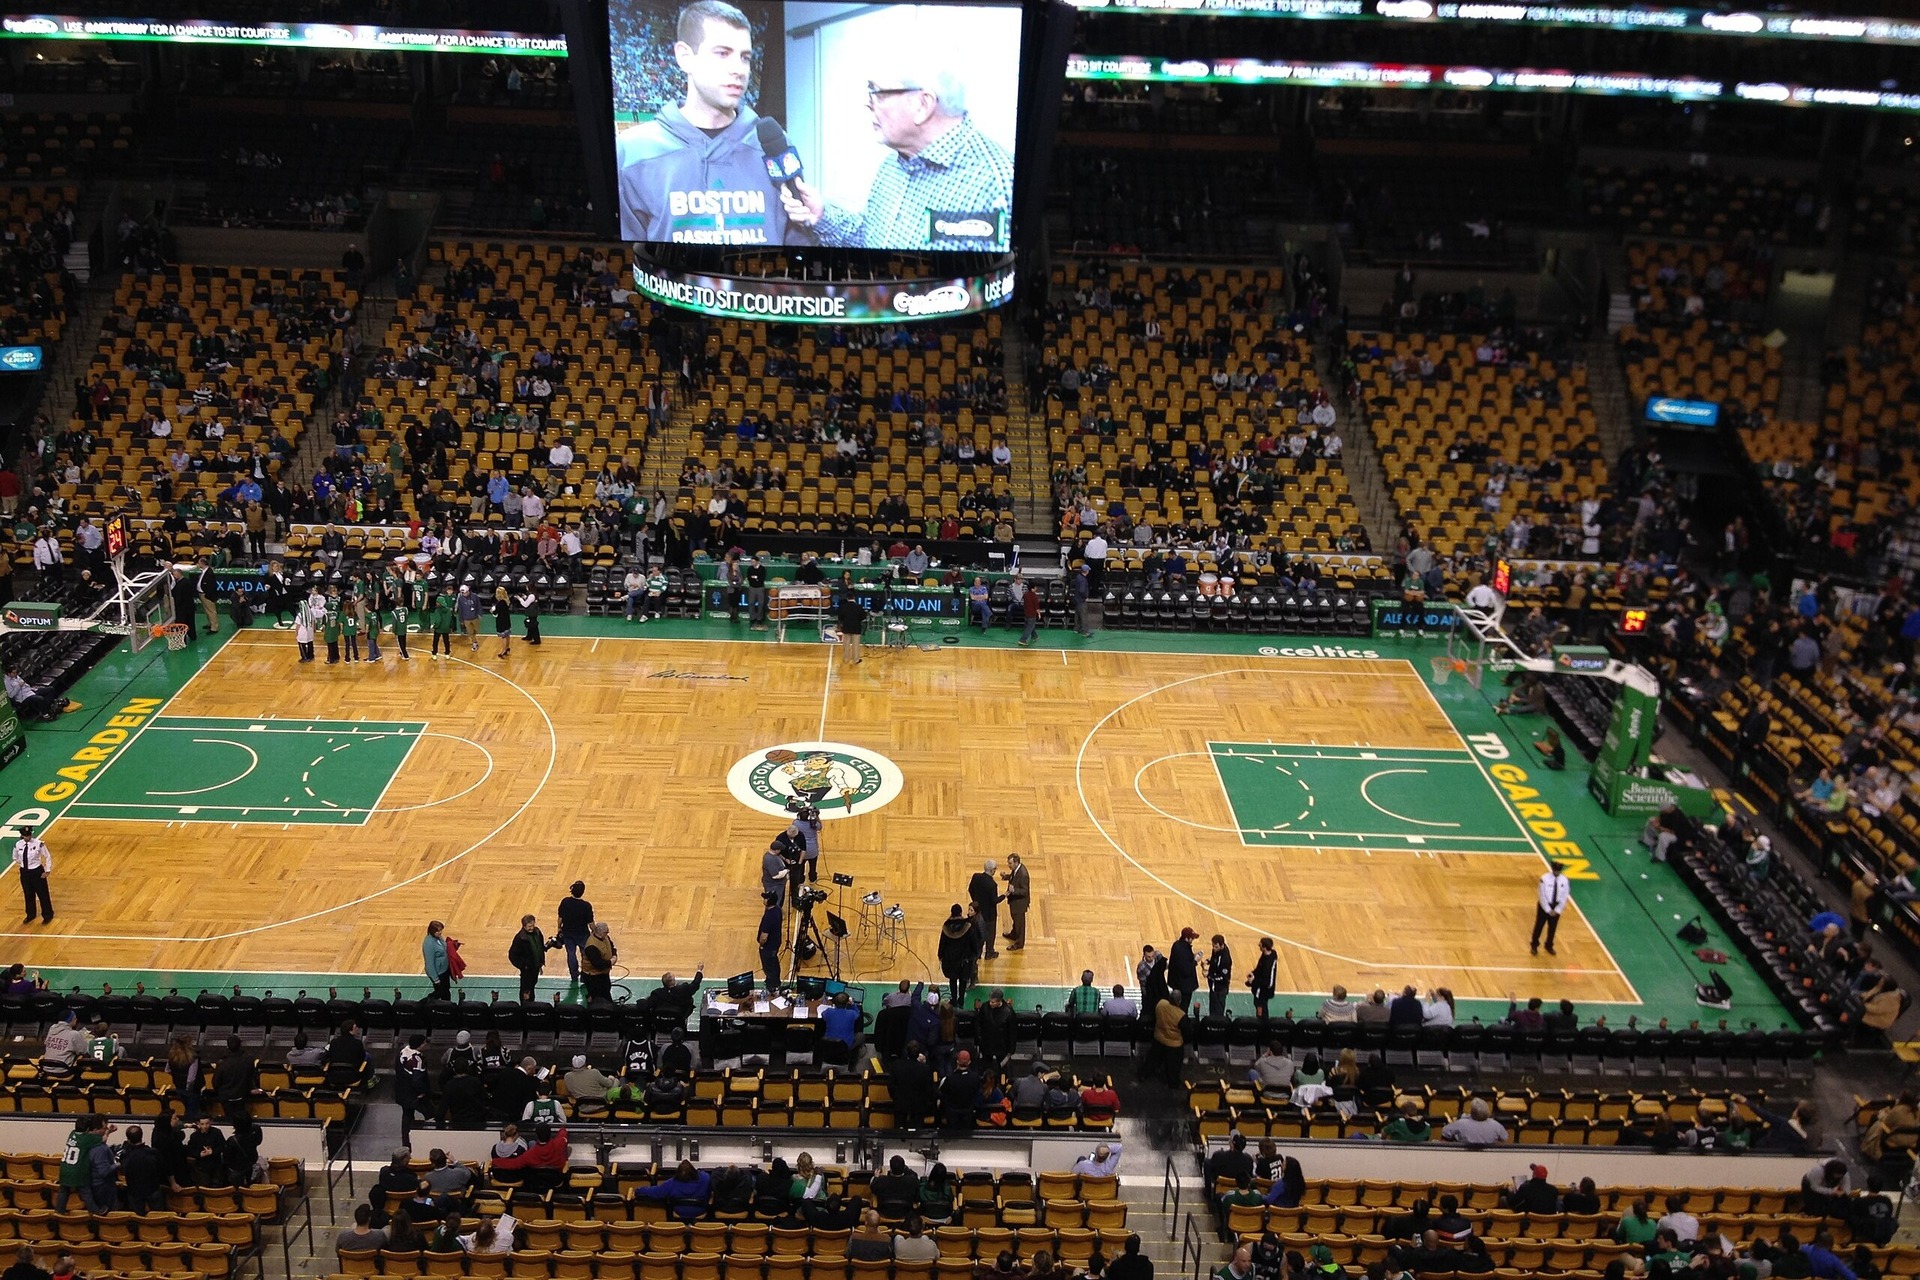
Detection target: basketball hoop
<box><xmin>1430</xmin><ymin>654</ymin><xmax>1482</xmax><ymax>688</ymax></box>
<box><xmin>156</xmin><ymin>622</ymin><xmax>189</xmax><ymax>652</ymax></box>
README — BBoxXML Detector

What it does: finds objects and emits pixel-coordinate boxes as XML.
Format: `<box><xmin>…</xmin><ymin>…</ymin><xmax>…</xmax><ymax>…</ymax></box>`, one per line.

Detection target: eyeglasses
<box><xmin>865</xmin><ymin>82</ymin><xmax>922</xmax><ymax>104</ymax></box>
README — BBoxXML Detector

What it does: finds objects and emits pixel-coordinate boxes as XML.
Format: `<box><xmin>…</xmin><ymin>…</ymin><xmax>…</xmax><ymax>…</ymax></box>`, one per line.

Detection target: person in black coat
<box><xmin>442</xmin><ymin>1071</ymin><xmax>488</xmax><ymax>1128</ymax></box>
<box><xmin>488</xmin><ymin>1058</ymin><xmax>540</xmax><ymax>1122</ymax></box>
<box><xmin>967</xmin><ymin>861</ymin><xmax>1002</xmax><ymax>961</ymax></box>
<box><xmin>1168</xmin><ymin>930</ymin><xmax>1200</xmax><ymax>1012</ymax></box>
<box><xmin>491</xmin><ymin>587</ymin><xmax>514</xmax><ymax>657</ymax></box>
<box><xmin>891</xmin><ymin>1043</ymin><xmax>937</xmax><ymax>1131</ymax></box>
<box><xmin>836</xmin><ymin>592</ymin><xmax>867</xmax><ymax>665</ymax></box>
<box><xmin>938</xmin><ymin>1051</ymin><xmax>981</xmax><ymax>1130</ymax></box>
<box><xmin>117</xmin><ymin>1125</ymin><xmax>166</xmax><ymax>1211</ymax></box>
<box><xmin>974</xmin><ymin>989</ymin><xmax>1016</xmax><ymax>1067</ymax></box>
<box><xmin>937</xmin><ymin>905</ymin><xmax>981</xmax><ymax>1003</ymax></box>
<box><xmin>508</xmin><ymin>914</ymin><xmax>550</xmax><ymax>1002</ymax></box>
<box><xmin>1141</xmin><ymin>955</ymin><xmax>1171</xmax><ymax>1017</ymax></box>
<box><xmin>1503</xmin><ymin>1164</ymin><xmax>1560</xmax><ymax>1215</ymax></box>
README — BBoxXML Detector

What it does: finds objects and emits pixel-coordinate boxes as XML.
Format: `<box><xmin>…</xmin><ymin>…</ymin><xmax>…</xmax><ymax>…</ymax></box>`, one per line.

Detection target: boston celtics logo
<box><xmin>727</xmin><ymin>740</ymin><xmax>903</xmax><ymax>821</ymax></box>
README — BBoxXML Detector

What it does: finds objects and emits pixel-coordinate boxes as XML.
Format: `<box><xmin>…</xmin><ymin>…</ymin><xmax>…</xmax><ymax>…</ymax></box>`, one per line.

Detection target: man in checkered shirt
<box><xmin>782</xmin><ymin>63</ymin><xmax>1013</xmax><ymax>253</ymax></box>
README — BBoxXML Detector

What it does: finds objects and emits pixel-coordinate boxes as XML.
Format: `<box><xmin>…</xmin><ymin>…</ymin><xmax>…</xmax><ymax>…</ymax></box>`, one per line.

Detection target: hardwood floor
<box><xmin>14</xmin><ymin>635</ymin><xmax>1634</xmax><ymax>1003</ymax></box>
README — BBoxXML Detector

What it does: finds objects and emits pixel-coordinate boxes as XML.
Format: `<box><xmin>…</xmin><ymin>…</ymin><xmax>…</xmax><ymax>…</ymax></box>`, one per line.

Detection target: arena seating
<box><xmin>1218</xmin><ymin>1182</ymin><xmax>1916</xmax><ymax>1278</ymax></box>
<box><xmin>414</xmin><ymin>129</ymin><xmax>595</xmax><ymax>233</ymax></box>
<box><xmin>1189</xmin><ymin>1083</ymin><xmax>1810</xmax><ymax>1146</ymax></box>
<box><xmin>538</xmin><ymin>1064</ymin><xmax>1116</xmax><ymax>1132</ymax></box>
<box><xmin>0</xmin><ymin>1146</ymin><xmax>293</xmax><ymax>1279</ymax></box>
<box><xmin>673</xmin><ymin>307</ymin><xmax>1010</xmax><ymax>543</ymax></box>
<box><xmin>1582</xmin><ymin>169</ymin><xmax>1822</xmax><ymax>245</ymax></box>
<box><xmin>0</xmin><ymin>186</ymin><xmax>74</xmax><ymax>351</ymax></box>
<box><xmin>1757</xmin><ymin>268</ymin><xmax>1920</xmax><ymax>556</ymax></box>
<box><xmin>53</xmin><ymin>263</ymin><xmax>351</xmax><ymax>567</ymax></box>
<box><xmin>1043</xmin><ymin>261</ymin><xmax>1365</xmax><ymax>564</ymax></box>
<box><xmin>0</xmin><ymin>1050</ymin><xmax>359</xmax><ymax>1127</ymax></box>
<box><xmin>1620</xmin><ymin>240</ymin><xmax>1775</xmax><ymax>327</ymax></box>
<box><xmin>1054</xmin><ymin>148</ymin><xmax>1279</xmax><ymax>258</ymax></box>
<box><xmin>0</xmin><ymin>577</ymin><xmax>117</xmax><ymax>702</ymax></box>
<box><xmin>1351</xmin><ymin>330</ymin><xmax>1609</xmax><ymax>563</ymax></box>
<box><xmin>1847</xmin><ymin>183</ymin><xmax>1919</xmax><ymax>255</ymax></box>
<box><xmin>4</xmin><ymin>53</ymin><xmax>142</xmax><ymax>96</ymax></box>
<box><xmin>338</xmin><ymin>1165</ymin><xmax>1128</xmax><ymax>1277</ymax></box>
<box><xmin>0</xmin><ymin>116</ymin><xmax>133</xmax><ymax>179</ymax></box>
<box><xmin>375</xmin><ymin>240</ymin><xmax>650</xmax><ymax>526</ymax></box>
<box><xmin>1617</xmin><ymin>321</ymin><xmax>1780</xmax><ymax>430</ymax></box>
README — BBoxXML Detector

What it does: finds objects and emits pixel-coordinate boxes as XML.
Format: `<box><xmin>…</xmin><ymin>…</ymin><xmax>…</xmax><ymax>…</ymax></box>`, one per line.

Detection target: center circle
<box><xmin>727</xmin><ymin>740</ymin><xmax>904</xmax><ymax>820</ymax></box>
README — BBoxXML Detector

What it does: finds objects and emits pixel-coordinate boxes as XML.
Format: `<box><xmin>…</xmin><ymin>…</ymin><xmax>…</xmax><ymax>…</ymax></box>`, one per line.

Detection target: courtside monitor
<box><xmin>726</xmin><ymin>971</ymin><xmax>756</xmax><ymax>998</ymax></box>
<box><xmin>608</xmin><ymin>0</ymin><xmax>1022</xmax><ymax>253</ymax></box>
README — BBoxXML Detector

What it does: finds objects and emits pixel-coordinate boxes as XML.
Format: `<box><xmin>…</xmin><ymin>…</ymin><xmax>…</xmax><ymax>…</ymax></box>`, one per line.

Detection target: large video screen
<box><xmin>609</xmin><ymin>0</ymin><xmax>1021</xmax><ymax>253</ymax></box>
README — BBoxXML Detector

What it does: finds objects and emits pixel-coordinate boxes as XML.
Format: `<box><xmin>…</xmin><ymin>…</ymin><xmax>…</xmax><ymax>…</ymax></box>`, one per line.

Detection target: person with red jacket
<box><xmin>489</xmin><ymin>1124</ymin><xmax>567</xmax><ymax>1192</ymax></box>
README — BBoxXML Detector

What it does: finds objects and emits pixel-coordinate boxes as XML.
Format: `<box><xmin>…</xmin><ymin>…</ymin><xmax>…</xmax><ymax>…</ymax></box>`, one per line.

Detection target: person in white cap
<box><xmin>1745</xmin><ymin>835</ymin><xmax>1772</xmax><ymax>882</ymax></box>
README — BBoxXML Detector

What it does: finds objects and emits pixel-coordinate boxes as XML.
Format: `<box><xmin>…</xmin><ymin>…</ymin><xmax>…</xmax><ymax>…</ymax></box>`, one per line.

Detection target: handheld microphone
<box><xmin>755</xmin><ymin>117</ymin><xmax>805</xmax><ymax>195</ymax></box>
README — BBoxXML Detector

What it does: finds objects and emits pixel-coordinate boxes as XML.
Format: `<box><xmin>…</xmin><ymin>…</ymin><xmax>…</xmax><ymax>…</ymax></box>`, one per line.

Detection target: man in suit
<box><xmin>968</xmin><ymin>859</ymin><xmax>1002</xmax><ymax>960</ymax></box>
<box><xmin>1001</xmin><ymin>853</ymin><xmax>1032</xmax><ymax>951</ymax></box>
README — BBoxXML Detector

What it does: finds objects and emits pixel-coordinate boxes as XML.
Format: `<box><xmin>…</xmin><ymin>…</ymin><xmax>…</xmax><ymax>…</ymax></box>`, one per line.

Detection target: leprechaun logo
<box><xmin>727</xmin><ymin>740</ymin><xmax>904</xmax><ymax>821</ymax></box>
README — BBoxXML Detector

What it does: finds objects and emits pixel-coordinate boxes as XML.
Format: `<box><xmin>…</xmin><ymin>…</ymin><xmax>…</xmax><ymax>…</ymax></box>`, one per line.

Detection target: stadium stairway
<box><xmin>60</xmin><ymin>184</ymin><xmax>109</xmax><ymax>286</ymax></box>
<box><xmin>1335</xmin><ymin>401</ymin><xmax>1400</xmax><ymax>554</ymax></box>
<box><xmin>36</xmin><ymin>275</ymin><xmax>122</xmax><ymax>432</ymax></box>
<box><xmin>1777</xmin><ymin>334</ymin><xmax>1825</xmax><ymax>429</ymax></box>
<box><xmin>1001</xmin><ymin>325</ymin><xmax>1052</xmax><ymax>536</ymax></box>
<box><xmin>1583</xmin><ymin>335</ymin><xmax>1638</xmax><ymax>464</ymax></box>
<box><xmin>645</xmin><ymin>400</ymin><xmax>700</xmax><ymax>496</ymax></box>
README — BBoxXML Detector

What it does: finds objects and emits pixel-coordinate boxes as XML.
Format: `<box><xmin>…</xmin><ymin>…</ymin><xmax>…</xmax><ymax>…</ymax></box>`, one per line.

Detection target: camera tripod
<box><xmin>790</xmin><ymin>901</ymin><xmax>843</xmax><ymax>982</ymax></box>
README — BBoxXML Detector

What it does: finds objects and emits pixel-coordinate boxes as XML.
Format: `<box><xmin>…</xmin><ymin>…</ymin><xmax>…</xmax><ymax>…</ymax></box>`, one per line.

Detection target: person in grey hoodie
<box><xmin>617</xmin><ymin>0</ymin><xmax>810</xmax><ymax>247</ymax></box>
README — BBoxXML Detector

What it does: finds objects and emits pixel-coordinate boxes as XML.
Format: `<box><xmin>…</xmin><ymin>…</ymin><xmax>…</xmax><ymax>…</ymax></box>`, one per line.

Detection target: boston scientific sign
<box><xmin>631</xmin><ymin>260</ymin><xmax>1016</xmax><ymax>325</ymax></box>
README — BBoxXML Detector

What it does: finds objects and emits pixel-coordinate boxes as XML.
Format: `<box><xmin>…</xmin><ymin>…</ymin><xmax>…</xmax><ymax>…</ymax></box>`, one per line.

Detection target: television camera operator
<box><xmin>786</xmin><ymin>804</ymin><xmax>823</xmax><ymax>885</ymax></box>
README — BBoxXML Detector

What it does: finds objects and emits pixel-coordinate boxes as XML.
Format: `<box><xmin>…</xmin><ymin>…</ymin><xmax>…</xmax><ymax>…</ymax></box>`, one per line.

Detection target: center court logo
<box><xmin>727</xmin><ymin>740</ymin><xmax>903</xmax><ymax>820</ymax></box>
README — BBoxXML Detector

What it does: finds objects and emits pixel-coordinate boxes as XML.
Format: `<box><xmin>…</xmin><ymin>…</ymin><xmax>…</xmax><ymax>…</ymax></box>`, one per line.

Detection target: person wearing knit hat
<box><xmin>564</xmin><ymin>1053</ymin><xmax>618</xmax><ymax>1114</ymax></box>
<box><xmin>440</xmin><ymin>1029</ymin><xmax>480</xmax><ymax>1082</ymax></box>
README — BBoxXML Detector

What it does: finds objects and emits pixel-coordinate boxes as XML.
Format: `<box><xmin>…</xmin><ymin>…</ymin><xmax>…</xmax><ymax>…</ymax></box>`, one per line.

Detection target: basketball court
<box><xmin>0</xmin><ymin>620</ymin><xmax>1786</xmax><ymax>1024</ymax></box>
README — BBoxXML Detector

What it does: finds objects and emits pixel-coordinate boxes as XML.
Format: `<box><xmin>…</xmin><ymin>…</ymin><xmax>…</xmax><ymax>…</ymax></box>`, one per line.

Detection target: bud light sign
<box><xmin>1644</xmin><ymin>396</ymin><xmax>1720</xmax><ymax>428</ymax></box>
<box><xmin>0</xmin><ymin>346</ymin><xmax>42</xmax><ymax>372</ymax></box>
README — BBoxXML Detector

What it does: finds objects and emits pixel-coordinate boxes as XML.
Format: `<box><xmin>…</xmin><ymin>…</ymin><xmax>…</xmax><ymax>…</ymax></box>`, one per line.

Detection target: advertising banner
<box><xmin>0</xmin><ymin>700</ymin><xmax>23</xmax><ymax>772</ymax></box>
<box><xmin>631</xmin><ymin>259</ymin><xmax>1016</xmax><ymax>325</ymax></box>
<box><xmin>1370</xmin><ymin>600</ymin><xmax>1459</xmax><ymax>636</ymax></box>
<box><xmin>1063</xmin><ymin>0</ymin><xmax>1920</xmax><ymax>47</ymax></box>
<box><xmin>0</xmin><ymin>15</ymin><xmax>567</xmax><ymax>54</ymax></box>
<box><xmin>1067</xmin><ymin>55</ymin><xmax>1920</xmax><ymax>112</ymax></box>
<box><xmin>1596</xmin><ymin>682</ymin><xmax>1657</xmax><ymax>775</ymax></box>
<box><xmin>1589</xmin><ymin>759</ymin><xmax>1720</xmax><ymax>818</ymax></box>
<box><xmin>1645</xmin><ymin>396</ymin><xmax>1722</xmax><ymax>428</ymax></box>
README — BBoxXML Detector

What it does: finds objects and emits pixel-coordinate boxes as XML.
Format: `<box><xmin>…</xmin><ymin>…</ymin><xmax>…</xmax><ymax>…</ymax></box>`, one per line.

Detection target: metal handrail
<box><xmin>1181</xmin><ymin>1210</ymin><xmax>1208</xmax><ymax>1280</ymax></box>
<box><xmin>1161</xmin><ymin>1153</ymin><xmax>1182</xmax><ymax>1238</ymax></box>
<box><xmin>322</xmin><ymin>1126</ymin><xmax>354</xmax><ymax>1225</ymax></box>
<box><xmin>275</xmin><ymin>1180</ymin><xmax>315</xmax><ymax>1279</ymax></box>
